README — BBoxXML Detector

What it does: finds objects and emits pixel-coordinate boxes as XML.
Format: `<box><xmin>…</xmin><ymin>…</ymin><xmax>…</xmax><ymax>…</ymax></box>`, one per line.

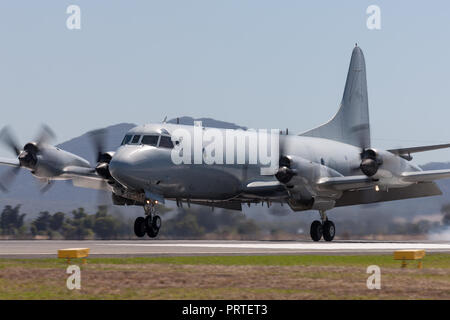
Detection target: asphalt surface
<box><xmin>0</xmin><ymin>240</ymin><xmax>449</xmax><ymax>257</ymax></box>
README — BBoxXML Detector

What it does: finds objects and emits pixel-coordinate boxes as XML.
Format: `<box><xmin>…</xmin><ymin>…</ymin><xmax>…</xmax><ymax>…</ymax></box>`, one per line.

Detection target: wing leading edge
<box><xmin>317</xmin><ymin>169</ymin><xmax>450</xmax><ymax>191</ymax></box>
<box><xmin>388</xmin><ymin>143</ymin><xmax>450</xmax><ymax>161</ymax></box>
<box><xmin>401</xmin><ymin>169</ymin><xmax>450</xmax><ymax>183</ymax></box>
<box><xmin>0</xmin><ymin>157</ymin><xmax>19</xmax><ymax>167</ymax></box>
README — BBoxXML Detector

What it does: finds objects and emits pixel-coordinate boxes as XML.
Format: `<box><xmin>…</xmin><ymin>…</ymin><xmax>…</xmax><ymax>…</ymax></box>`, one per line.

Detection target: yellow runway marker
<box><xmin>394</xmin><ymin>250</ymin><xmax>425</xmax><ymax>269</ymax></box>
<box><xmin>58</xmin><ymin>248</ymin><xmax>90</xmax><ymax>264</ymax></box>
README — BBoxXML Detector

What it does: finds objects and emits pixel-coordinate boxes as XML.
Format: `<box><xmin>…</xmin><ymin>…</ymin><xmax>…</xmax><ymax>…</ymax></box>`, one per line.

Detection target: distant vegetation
<box><xmin>0</xmin><ymin>202</ymin><xmax>449</xmax><ymax>240</ymax></box>
<box><xmin>0</xmin><ymin>204</ymin><xmax>261</xmax><ymax>240</ymax></box>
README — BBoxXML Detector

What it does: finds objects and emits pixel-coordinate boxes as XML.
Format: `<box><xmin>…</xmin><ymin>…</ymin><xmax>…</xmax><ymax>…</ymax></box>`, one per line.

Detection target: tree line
<box><xmin>0</xmin><ymin>204</ymin><xmax>262</xmax><ymax>240</ymax></box>
<box><xmin>1</xmin><ymin>203</ymin><xmax>449</xmax><ymax>240</ymax></box>
<box><xmin>0</xmin><ymin>205</ymin><xmax>132</xmax><ymax>239</ymax></box>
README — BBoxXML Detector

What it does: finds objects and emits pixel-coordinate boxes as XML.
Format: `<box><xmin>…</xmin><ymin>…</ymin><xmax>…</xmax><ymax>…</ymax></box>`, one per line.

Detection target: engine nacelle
<box><xmin>95</xmin><ymin>151</ymin><xmax>115</xmax><ymax>180</ymax></box>
<box><xmin>275</xmin><ymin>155</ymin><xmax>318</xmax><ymax>185</ymax></box>
<box><xmin>360</xmin><ymin>148</ymin><xmax>382</xmax><ymax>177</ymax></box>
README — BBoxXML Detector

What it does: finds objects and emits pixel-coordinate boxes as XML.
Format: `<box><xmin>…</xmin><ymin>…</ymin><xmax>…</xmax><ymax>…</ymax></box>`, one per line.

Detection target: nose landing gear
<box><xmin>310</xmin><ymin>210</ymin><xmax>335</xmax><ymax>242</ymax></box>
<box><xmin>134</xmin><ymin>200</ymin><xmax>162</xmax><ymax>238</ymax></box>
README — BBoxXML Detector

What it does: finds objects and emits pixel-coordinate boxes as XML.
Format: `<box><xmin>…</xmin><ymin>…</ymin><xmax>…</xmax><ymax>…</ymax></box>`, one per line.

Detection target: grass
<box><xmin>0</xmin><ymin>254</ymin><xmax>449</xmax><ymax>299</ymax></box>
<box><xmin>2</xmin><ymin>253</ymin><xmax>449</xmax><ymax>268</ymax></box>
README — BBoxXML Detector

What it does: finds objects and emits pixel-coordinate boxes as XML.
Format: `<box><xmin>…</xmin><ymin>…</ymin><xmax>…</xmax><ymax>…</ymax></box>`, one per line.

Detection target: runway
<box><xmin>0</xmin><ymin>240</ymin><xmax>450</xmax><ymax>257</ymax></box>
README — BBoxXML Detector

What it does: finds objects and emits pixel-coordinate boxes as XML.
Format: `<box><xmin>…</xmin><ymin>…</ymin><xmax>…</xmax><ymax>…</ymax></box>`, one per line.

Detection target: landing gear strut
<box><xmin>310</xmin><ymin>210</ymin><xmax>335</xmax><ymax>242</ymax></box>
<box><xmin>133</xmin><ymin>200</ymin><xmax>162</xmax><ymax>238</ymax></box>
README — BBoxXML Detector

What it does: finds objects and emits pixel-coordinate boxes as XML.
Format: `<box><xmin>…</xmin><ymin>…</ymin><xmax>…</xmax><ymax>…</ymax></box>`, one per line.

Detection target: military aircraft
<box><xmin>2</xmin><ymin>45</ymin><xmax>450</xmax><ymax>241</ymax></box>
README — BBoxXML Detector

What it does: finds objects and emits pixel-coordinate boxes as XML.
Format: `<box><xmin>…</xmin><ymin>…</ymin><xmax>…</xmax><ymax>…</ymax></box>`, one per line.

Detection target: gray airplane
<box><xmin>2</xmin><ymin>45</ymin><xmax>450</xmax><ymax>241</ymax></box>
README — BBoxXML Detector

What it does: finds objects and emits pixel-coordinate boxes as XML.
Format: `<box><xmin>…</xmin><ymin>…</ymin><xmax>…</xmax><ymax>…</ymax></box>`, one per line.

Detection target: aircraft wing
<box><xmin>242</xmin><ymin>180</ymin><xmax>287</xmax><ymax>197</ymax></box>
<box><xmin>246</xmin><ymin>180</ymin><xmax>282</xmax><ymax>189</ymax></box>
<box><xmin>0</xmin><ymin>157</ymin><xmax>20</xmax><ymax>167</ymax></box>
<box><xmin>62</xmin><ymin>166</ymin><xmax>111</xmax><ymax>191</ymax></box>
<box><xmin>401</xmin><ymin>169</ymin><xmax>450</xmax><ymax>183</ymax></box>
<box><xmin>316</xmin><ymin>176</ymin><xmax>375</xmax><ymax>191</ymax></box>
<box><xmin>335</xmin><ymin>182</ymin><xmax>442</xmax><ymax>207</ymax></box>
<box><xmin>62</xmin><ymin>166</ymin><xmax>98</xmax><ymax>178</ymax></box>
<box><xmin>388</xmin><ymin>143</ymin><xmax>450</xmax><ymax>160</ymax></box>
<box><xmin>188</xmin><ymin>200</ymin><xmax>242</xmax><ymax>211</ymax></box>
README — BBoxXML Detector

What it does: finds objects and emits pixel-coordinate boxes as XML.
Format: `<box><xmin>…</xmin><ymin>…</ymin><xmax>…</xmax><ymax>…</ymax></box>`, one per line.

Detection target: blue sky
<box><xmin>0</xmin><ymin>1</ymin><xmax>449</xmax><ymax>164</ymax></box>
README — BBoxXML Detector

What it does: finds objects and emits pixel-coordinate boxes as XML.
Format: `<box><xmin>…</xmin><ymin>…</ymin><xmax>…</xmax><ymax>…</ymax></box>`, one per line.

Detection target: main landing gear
<box><xmin>134</xmin><ymin>200</ymin><xmax>162</xmax><ymax>238</ymax></box>
<box><xmin>310</xmin><ymin>210</ymin><xmax>335</xmax><ymax>242</ymax></box>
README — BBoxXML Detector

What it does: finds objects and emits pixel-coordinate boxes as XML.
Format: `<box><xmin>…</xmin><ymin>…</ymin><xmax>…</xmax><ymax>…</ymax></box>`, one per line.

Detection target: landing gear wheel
<box><xmin>134</xmin><ymin>217</ymin><xmax>146</xmax><ymax>238</ymax></box>
<box><xmin>152</xmin><ymin>215</ymin><xmax>162</xmax><ymax>229</ymax></box>
<box><xmin>310</xmin><ymin>220</ymin><xmax>323</xmax><ymax>242</ymax></box>
<box><xmin>147</xmin><ymin>226</ymin><xmax>159</xmax><ymax>238</ymax></box>
<box><xmin>145</xmin><ymin>215</ymin><xmax>160</xmax><ymax>238</ymax></box>
<box><xmin>323</xmin><ymin>220</ymin><xmax>335</xmax><ymax>242</ymax></box>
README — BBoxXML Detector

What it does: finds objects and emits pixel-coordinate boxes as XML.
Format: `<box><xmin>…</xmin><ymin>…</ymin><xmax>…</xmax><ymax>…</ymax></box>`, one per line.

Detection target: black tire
<box><xmin>134</xmin><ymin>217</ymin><xmax>146</xmax><ymax>238</ymax></box>
<box><xmin>310</xmin><ymin>220</ymin><xmax>323</xmax><ymax>242</ymax></box>
<box><xmin>147</xmin><ymin>226</ymin><xmax>159</xmax><ymax>238</ymax></box>
<box><xmin>323</xmin><ymin>220</ymin><xmax>335</xmax><ymax>242</ymax></box>
<box><xmin>152</xmin><ymin>215</ymin><xmax>162</xmax><ymax>229</ymax></box>
<box><xmin>144</xmin><ymin>215</ymin><xmax>159</xmax><ymax>238</ymax></box>
<box><xmin>144</xmin><ymin>215</ymin><xmax>152</xmax><ymax>230</ymax></box>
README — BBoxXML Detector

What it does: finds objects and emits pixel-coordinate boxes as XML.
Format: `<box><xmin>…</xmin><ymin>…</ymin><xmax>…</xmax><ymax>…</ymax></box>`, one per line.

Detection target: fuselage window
<box><xmin>121</xmin><ymin>135</ymin><xmax>132</xmax><ymax>145</ymax></box>
<box><xmin>131</xmin><ymin>135</ymin><xmax>141</xmax><ymax>144</ymax></box>
<box><xmin>141</xmin><ymin>135</ymin><xmax>159</xmax><ymax>146</ymax></box>
<box><xmin>159</xmin><ymin>136</ymin><xmax>174</xmax><ymax>149</ymax></box>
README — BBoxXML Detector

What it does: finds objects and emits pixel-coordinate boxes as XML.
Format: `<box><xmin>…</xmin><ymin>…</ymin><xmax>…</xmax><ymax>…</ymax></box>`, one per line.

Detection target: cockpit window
<box><xmin>141</xmin><ymin>135</ymin><xmax>159</xmax><ymax>146</ymax></box>
<box><xmin>159</xmin><ymin>136</ymin><xmax>174</xmax><ymax>149</ymax></box>
<box><xmin>121</xmin><ymin>135</ymin><xmax>132</xmax><ymax>145</ymax></box>
<box><xmin>131</xmin><ymin>135</ymin><xmax>141</xmax><ymax>144</ymax></box>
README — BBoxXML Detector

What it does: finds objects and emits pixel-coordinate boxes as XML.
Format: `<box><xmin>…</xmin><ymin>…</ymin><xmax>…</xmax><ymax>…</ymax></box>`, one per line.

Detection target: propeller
<box><xmin>0</xmin><ymin>124</ymin><xmax>56</xmax><ymax>192</ymax></box>
<box><xmin>34</xmin><ymin>178</ymin><xmax>54</xmax><ymax>194</ymax></box>
<box><xmin>87</xmin><ymin>128</ymin><xmax>113</xmax><ymax>180</ymax></box>
<box><xmin>35</xmin><ymin>124</ymin><xmax>56</xmax><ymax>147</ymax></box>
<box><xmin>87</xmin><ymin>128</ymin><xmax>113</xmax><ymax>205</ymax></box>
<box><xmin>88</xmin><ymin>128</ymin><xmax>108</xmax><ymax>163</ymax></box>
<box><xmin>0</xmin><ymin>126</ymin><xmax>21</xmax><ymax>156</ymax></box>
<box><xmin>354</xmin><ymin>128</ymin><xmax>382</xmax><ymax>178</ymax></box>
<box><xmin>0</xmin><ymin>166</ymin><xmax>20</xmax><ymax>192</ymax></box>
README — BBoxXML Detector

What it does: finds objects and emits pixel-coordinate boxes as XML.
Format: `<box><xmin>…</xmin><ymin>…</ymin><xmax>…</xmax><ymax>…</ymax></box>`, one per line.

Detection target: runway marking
<box><xmin>100</xmin><ymin>242</ymin><xmax>450</xmax><ymax>251</ymax></box>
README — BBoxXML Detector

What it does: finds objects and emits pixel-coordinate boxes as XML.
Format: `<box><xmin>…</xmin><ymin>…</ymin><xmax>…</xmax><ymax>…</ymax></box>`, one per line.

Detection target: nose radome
<box><xmin>108</xmin><ymin>150</ymin><xmax>134</xmax><ymax>185</ymax></box>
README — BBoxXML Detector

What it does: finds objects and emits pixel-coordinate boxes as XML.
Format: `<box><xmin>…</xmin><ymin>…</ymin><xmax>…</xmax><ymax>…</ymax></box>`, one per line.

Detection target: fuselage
<box><xmin>108</xmin><ymin>123</ymin><xmax>422</xmax><ymax>202</ymax></box>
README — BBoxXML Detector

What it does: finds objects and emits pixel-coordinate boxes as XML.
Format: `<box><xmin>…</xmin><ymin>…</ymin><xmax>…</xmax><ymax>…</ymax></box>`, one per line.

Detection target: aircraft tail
<box><xmin>300</xmin><ymin>45</ymin><xmax>370</xmax><ymax>148</ymax></box>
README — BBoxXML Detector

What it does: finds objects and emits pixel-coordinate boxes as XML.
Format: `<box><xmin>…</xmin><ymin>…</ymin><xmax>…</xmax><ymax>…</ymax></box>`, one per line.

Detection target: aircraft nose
<box><xmin>109</xmin><ymin>149</ymin><xmax>136</xmax><ymax>186</ymax></box>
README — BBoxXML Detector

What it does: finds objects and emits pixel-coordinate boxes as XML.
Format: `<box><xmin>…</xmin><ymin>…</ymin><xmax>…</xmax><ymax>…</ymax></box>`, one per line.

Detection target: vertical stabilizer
<box><xmin>301</xmin><ymin>46</ymin><xmax>370</xmax><ymax>148</ymax></box>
